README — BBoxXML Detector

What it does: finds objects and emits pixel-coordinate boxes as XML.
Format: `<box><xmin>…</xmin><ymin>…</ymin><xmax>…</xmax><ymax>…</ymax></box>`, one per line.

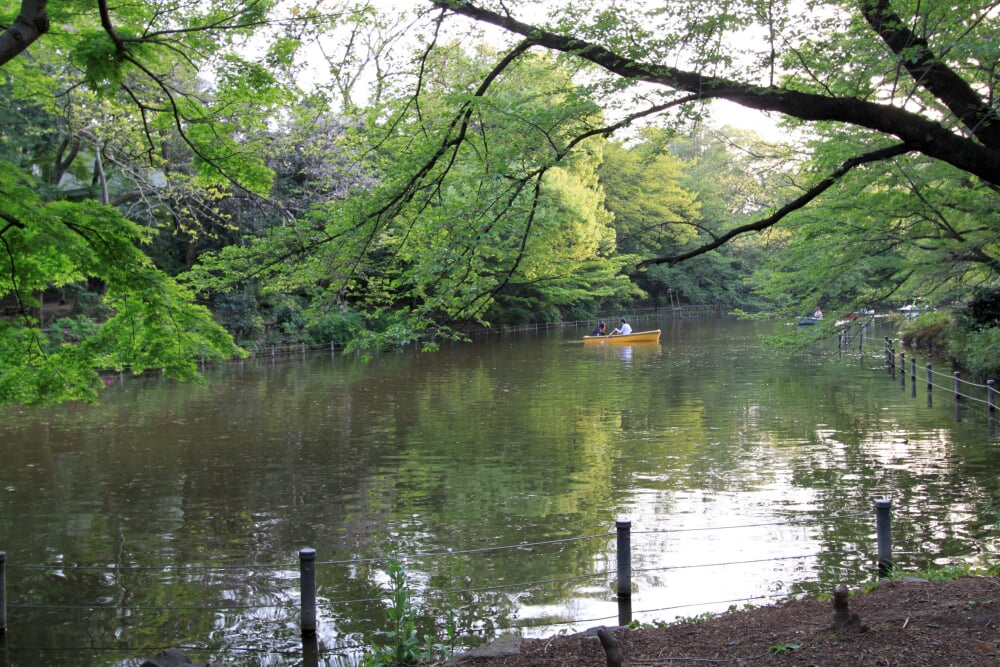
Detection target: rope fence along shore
<box><xmin>883</xmin><ymin>337</ymin><xmax>999</xmax><ymax>430</ymax></box>
<box><xmin>0</xmin><ymin>499</ymin><xmax>945</xmax><ymax>665</ymax></box>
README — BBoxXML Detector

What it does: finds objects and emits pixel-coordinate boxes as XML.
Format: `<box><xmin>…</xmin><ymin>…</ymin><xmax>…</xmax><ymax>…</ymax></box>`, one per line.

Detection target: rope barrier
<box><xmin>4</xmin><ymin>500</ymin><xmax>994</xmax><ymax>663</ymax></box>
<box><xmin>2</xmin><ymin>516</ymin><xmax>839</xmax><ymax>572</ymax></box>
<box><xmin>629</xmin><ymin>551</ymin><xmax>840</xmax><ymax>576</ymax></box>
<box><xmin>883</xmin><ymin>336</ymin><xmax>997</xmax><ymax>412</ymax></box>
<box><xmin>4</xmin><ymin>517</ymin><xmax>857</xmax><ymax>575</ymax></box>
<box><xmin>9</xmin><ymin>601</ymin><xmax>291</xmax><ymax>611</ymax></box>
<box><xmin>629</xmin><ymin>512</ymin><xmax>869</xmax><ymax>535</ymax></box>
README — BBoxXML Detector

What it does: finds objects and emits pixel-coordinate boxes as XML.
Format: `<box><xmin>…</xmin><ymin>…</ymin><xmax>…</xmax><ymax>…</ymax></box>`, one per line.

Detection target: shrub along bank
<box><xmin>900</xmin><ymin>287</ymin><xmax>1000</xmax><ymax>381</ymax></box>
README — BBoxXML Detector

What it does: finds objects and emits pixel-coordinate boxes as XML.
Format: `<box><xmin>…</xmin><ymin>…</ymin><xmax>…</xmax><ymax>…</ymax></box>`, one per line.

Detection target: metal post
<box><xmin>988</xmin><ymin>380</ymin><xmax>996</xmax><ymax>413</ymax></box>
<box><xmin>1</xmin><ymin>551</ymin><xmax>6</xmax><ymax>634</ymax></box>
<box><xmin>910</xmin><ymin>358</ymin><xmax>917</xmax><ymax>398</ymax></box>
<box><xmin>300</xmin><ymin>548</ymin><xmax>317</xmax><ymax>636</ymax></box>
<box><xmin>616</xmin><ymin>520</ymin><xmax>632</xmax><ymax>626</ymax></box>
<box><xmin>616</xmin><ymin>520</ymin><xmax>631</xmax><ymax>598</ymax></box>
<box><xmin>899</xmin><ymin>353</ymin><xmax>906</xmax><ymax>389</ymax></box>
<box><xmin>926</xmin><ymin>364</ymin><xmax>933</xmax><ymax>408</ymax></box>
<box><xmin>954</xmin><ymin>371</ymin><xmax>962</xmax><ymax>401</ymax></box>
<box><xmin>875</xmin><ymin>499</ymin><xmax>893</xmax><ymax>578</ymax></box>
<box><xmin>617</xmin><ymin>595</ymin><xmax>633</xmax><ymax>627</ymax></box>
<box><xmin>303</xmin><ymin>634</ymin><xmax>319</xmax><ymax>667</ymax></box>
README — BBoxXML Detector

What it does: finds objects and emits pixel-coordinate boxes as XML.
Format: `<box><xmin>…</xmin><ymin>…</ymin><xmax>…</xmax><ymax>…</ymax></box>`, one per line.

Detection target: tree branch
<box><xmin>431</xmin><ymin>1</ymin><xmax>1000</xmax><ymax>186</ymax></box>
<box><xmin>0</xmin><ymin>211</ymin><xmax>27</xmax><ymax>237</ymax></box>
<box><xmin>860</xmin><ymin>0</ymin><xmax>1000</xmax><ymax>150</ymax></box>
<box><xmin>0</xmin><ymin>0</ymin><xmax>49</xmax><ymax>67</ymax></box>
<box><xmin>638</xmin><ymin>143</ymin><xmax>914</xmax><ymax>267</ymax></box>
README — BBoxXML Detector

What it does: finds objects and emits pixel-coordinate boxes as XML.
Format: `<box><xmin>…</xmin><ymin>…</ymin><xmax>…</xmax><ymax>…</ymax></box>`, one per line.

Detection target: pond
<box><xmin>1</xmin><ymin>316</ymin><xmax>998</xmax><ymax>666</ymax></box>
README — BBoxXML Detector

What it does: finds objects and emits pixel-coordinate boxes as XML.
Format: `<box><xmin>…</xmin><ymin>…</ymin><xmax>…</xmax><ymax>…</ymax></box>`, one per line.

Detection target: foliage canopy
<box><xmin>3</xmin><ymin>0</ymin><xmax>1000</xmax><ymax>403</ymax></box>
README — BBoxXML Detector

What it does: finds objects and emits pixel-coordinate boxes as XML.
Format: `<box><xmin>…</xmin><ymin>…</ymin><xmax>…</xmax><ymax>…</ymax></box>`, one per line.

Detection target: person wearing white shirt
<box><xmin>612</xmin><ymin>319</ymin><xmax>632</xmax><ymax>335</ymax></box>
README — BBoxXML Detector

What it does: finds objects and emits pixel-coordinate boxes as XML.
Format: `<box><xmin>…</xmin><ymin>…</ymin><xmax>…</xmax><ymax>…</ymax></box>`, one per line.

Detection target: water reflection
<box><xmin>0</xmin><ymin>318</ymin><xmax>998</xmax><ymax>666</ymax></box>
<box><xmin>584</xmin><ymin>341</ymin><xmax>661</xmax><ymax>359</ymax></box>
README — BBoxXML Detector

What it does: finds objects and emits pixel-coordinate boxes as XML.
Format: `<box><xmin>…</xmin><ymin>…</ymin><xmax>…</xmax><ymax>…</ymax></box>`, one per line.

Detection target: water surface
<box><xmin>1</xmin><ymin>317</ymin><xmax>998</xmax><ymax>665</ymax></box>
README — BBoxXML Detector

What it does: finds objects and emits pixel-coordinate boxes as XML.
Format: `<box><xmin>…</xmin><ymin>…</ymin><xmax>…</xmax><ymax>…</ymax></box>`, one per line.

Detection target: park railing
<box><xmin>882</xmin><ymin>337</ymin><xmax>999</xmax><ymax>430</ymax></box>
<box><xmin>0</xmin><ymin>498</ymin><xmax>963</xmax><ymax>666</ymax></box>
<box><xmin>824</xmin><ymin>318</ymin><xmax>998</xmax><ymax>430</ymax></box>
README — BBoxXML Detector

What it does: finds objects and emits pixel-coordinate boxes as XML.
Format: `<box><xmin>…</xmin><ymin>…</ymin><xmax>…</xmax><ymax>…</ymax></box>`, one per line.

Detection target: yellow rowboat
<box><xmin>583</xmin><ymin>329</ymin><xmax>661</xmax><ymax>344</ymax></box>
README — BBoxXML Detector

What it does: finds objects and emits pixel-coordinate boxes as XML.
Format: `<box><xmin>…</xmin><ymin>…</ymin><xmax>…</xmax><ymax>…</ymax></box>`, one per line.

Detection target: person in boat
<box><xmin>813</xmin><ymin>307</ymin><xmax>823</xmax><ymax>319</ymax></box>
<box><xmin>611</xmin><ymin>318</ymin><xmax>632</xmax><ymax>335</ymax></box>
<box><xmin>591</xmin><ymin>321</ymin><xmax>607</xmax><ymax>336</ymax></box>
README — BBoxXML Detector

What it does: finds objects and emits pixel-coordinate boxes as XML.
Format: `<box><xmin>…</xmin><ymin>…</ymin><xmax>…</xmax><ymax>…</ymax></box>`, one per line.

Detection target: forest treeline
<box><xmin>2</xmin><ymin>0</ymin><xmax>1000</xmax><ymax>405</ymax></box>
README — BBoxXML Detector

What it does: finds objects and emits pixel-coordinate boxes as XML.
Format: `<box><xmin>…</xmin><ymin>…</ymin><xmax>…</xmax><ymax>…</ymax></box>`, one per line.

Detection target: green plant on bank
<box><xmin>768</xmin><ymin>642</ymin><xmax>802</xmax><ymax>653</ymax></box>
<box><xmin>361</xmin><ymin>558</ymin><xmax>456</xmax><ymax>667</ymax></box>
<box><xmin>888</xmin><ymin>562</ymin><xmax>1000</xmax><ymax>582</ymax></box>
<box><xmin>849</xmin><ymin>559</ymin><xmax>1000</xmax><ymax>597</ymax></box>
<box><xmin>900</xmin><ymin>288</ymin><xmax>1000</xmax><ymax>381</ymax></box>
<box><xmin>946</xmin><ymin>323</ymin><xmax>1000</xmax><ymax>381</ymax></box>
<box><xmin>899</xmin><ymin>310</ymin><xmax>952</xmax><ymax>353</ymax></box>
<box><xmin>46</xmin><ymin>315</ymin><xmax>99</xmax><ymax>350</ymax></box>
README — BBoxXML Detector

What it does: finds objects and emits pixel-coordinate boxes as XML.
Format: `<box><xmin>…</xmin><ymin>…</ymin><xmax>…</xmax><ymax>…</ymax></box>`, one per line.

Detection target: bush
<box><xmin>273</xmin><ymin>301</ymin><xmax>306</xmax><ymax>330</ymax></box>
<box><xmin>961</xmin><ymin>286</ymin><xmax>1000</xmax><ymax>327</ymax></box>
<box><xmin>47</xmin><ymin>315</ymin><xmax>99</xmax><ymax>350</ymax></box>
<box><xmin>901</xmin><ymin>297</ymin><xmax>1000</xmax><ymax>380</ymax></box>
<box><xmin>304</xmin><ymin>311</ymin><xmax>365</xmax><ymax>347</ymax></box>
<box><xmin>267</xmin><ymin>300</ymin><xmax>308</xmax><ymax>343</ymax></box>
<box><xmin>947</xmin><ymin>324</ymin><xmax>1000</xmax><ymax>380</ymax></box>
<box><xmin>63</xmin><ymin>281</ymin><xmax>113</xmax><ymax>320</ymax></box>
<box><xmin>900</xmin><ymin>310</ymin><xmax>952</xmax><ymax>352</ymax></box>
<box><xmin>214</xmin><ymin>292</ymin><xmax>264</xmax><ymax>343</ymax></box>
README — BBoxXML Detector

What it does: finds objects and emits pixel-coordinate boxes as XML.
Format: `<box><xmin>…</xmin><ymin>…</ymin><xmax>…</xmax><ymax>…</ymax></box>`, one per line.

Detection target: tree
<box><xmin>0</xmin><ymin>0</ymin><xmax>309</xmax><ymax>403</ymax></box>
<box><xmin>598</xmin><ymin>139</ymin><xmax>701</xmax><ymax>305</ymax></box>
<box><xmin>424</xmin><ymin>0</ymin><xmax>1000</xmax><ymax>272</ymax></box>
<box><xmin>10</xmin><ymin>0</ymin><xmax>1000</xmax><ymax>403</ymax></box>
<box><xmin>0</xmin><ymin>161</ymin><xmax>241</xmax><ymax>404</ymax></box>
<box><xmin>667</xmin><ymin>127</ymin><xmax>802</xmax><ymax>311</ymax></box>
<box><xmin>0</xmin><ymin>0</ymin><xmax>48</xmax><ymax>65</ymax></box>
<box><xmin>193</xmin><ymin>45</ymin><xmax>635</xmax><ymax>343</ymax></box>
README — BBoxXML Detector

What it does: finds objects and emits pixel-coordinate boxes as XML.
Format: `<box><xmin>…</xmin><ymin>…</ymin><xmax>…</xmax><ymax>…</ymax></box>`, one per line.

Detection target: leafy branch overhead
<box><xmin>428</xmin><ymin>0</ymin><xmax>1000</xmax><ymax>265</ymax></box>
<box><xmin>3</xmin><ymin>0</ymin><xmax>1000</xmax><ymax>405</ymax></box>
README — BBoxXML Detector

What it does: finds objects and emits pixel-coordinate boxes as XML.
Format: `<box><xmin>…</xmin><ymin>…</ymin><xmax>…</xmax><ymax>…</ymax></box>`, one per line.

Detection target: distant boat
<box><xmin>797</xmin><ymin>316</ymin><xmax>823</xmax><ymax>326</ymax></box>
<box><xmin>899</xmin><ymin>301</ymin><xmax>926</xmax><ymax>320</ymax></box>
<box><xmin>834</xmin><ymin>309</ymin><xmax>876</xmax><ymax>327</ymax></box>
<box><xmin>583</xmin><ymin>329</ymin><xmax>661</xmax><ymax>344</ymax></box>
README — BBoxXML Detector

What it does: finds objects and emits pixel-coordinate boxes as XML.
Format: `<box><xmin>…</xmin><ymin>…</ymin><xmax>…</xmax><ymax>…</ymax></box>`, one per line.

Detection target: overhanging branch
<box><xmin>0</xmin><ymin>211</ymin><xmax>27</xmax><ymax>237</ymax></box>
<box><xmin>638</xmin><ymin>143</ymin><xmax>914</xmax><ymax>267</ymax></box>
<box><xmin>432</xmin><ymin>1</ymin><xmax>1000</xmax><ymax>186</ymax></box>
<box><xmin>0</xmin><ymin>0</ymin><xmax>49</xmax><ymax>67</ymax></box>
